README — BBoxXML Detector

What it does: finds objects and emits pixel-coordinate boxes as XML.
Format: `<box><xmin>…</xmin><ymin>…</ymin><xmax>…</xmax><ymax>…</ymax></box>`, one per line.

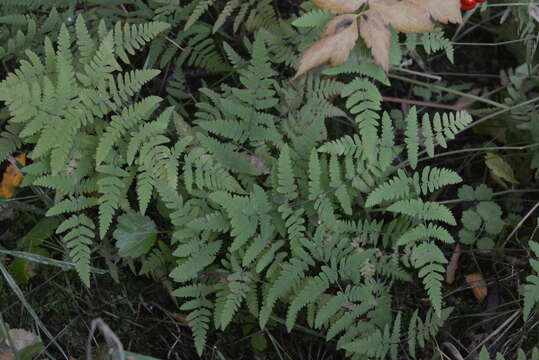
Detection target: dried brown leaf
<box><xmin>359</xmin><ymin>9</ymin><xmax>391</xmax><ymax>70</ymax></box>
<box><xmin>369</xmin><ymin>0</ymin><xmax>434</xmax><ymax>33</ymax></box>
<box><xmin>4</xmin><ymin>329</ymin><xmax>40</xmax><ymax>351</ymax></box>
<box><xmin>294</xmin><ymin>14</ymin><xmax>359</xmax><ymax>79</ymax></box>
<box><xmin>250</xmin><ymin>155</ymin><xmax>270</xmax><ymax>175</ymax></box>
<box><xmin>454</xmin><ymin>88</ymin><xmax>482</xmax><ymax>110</ymax></box>
<box><xmin>529</xmin><ymin>3</ymin><xmax>539</xmax><ymax>22</ymax></box>
<box><xmin>465</xmin><ymin>273</ymin><xmax>488</xmax><ymax>302</ymax></box>
<box><xmin>445</xmin><ymin>244</ymin><xmax>461</xmax><ymax>284</ymax></box>
<box><xmin>310</xmin><ymin>0</ymin><xmax>366</xmax><ymax>14</ymax></box>
<box><xmin>409</xmin><ymin>0</ymin><xmax>462</xmax><ymax>24</ymax></box>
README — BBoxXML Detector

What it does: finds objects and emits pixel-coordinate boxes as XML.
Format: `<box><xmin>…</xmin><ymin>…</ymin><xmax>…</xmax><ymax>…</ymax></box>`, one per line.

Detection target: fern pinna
<box><xmin>3</xmin><ymin>2</ymin><xmax>536</xmax><ymax>359</ymax></box>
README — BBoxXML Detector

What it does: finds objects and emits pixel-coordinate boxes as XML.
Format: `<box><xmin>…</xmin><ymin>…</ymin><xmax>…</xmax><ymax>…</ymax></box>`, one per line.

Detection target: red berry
<box><xmin>461</xmin><ymin>0</ymin><xmax>477</xmax><ymax>10</ymax></box>
<box><xmin>476</xmin><ymin>0</ymin><xmax>486</xmax><ymax>2</ymax></box>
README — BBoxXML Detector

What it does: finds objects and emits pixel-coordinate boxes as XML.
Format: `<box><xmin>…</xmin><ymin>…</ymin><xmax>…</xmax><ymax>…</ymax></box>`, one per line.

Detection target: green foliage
<box><xmin>1</xmin><ymin>1</ymin><xmax>537</xmax><ymax>359</ymax></box>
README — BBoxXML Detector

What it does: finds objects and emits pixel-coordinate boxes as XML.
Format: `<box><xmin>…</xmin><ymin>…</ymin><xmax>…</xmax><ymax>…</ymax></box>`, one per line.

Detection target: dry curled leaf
<box><xmin>465</xmin><ymin>273</ymin><xmax>488</xmax><ymax>301</ymax></box>
<box><xmin>0</xmin><ymin>328</ymin><xmax>41</xmax><ymax>360</ymax></box>
<box><xmin>250</xmin><ymin>155</ymin><xmax>270</xmax><ymax>175</ymax></box>
<box><xmin>409</xmin><ymin>0</ymin><xmax>462</xmax><ymax>25</ymax></box>
<box><xmin>369</xmin><ymin>0</ymin><xmax>434</xmax><ymax>33</ymax></box>
<box><xmin>311</xmin><ymin>0</ymin><xmax>366</xmax><ymax>14</ymax></box>
<box><xmin>361</xmin><ymin>0</ymin><xmax>461</xmax><ymax>70</ymax></box>
<box><xmin>445</xmin><ymin>244</ymin><xmax>461</xmax><ymax>284</ymax></box>
<box><xmin>4</xmin><ymin>329</ymin><xmax>40</xmax><ymax>351</ymax></box>
<box><xmin>0</xmin><ymin>154</ymin><xmax>26</xmax><ymax>198</ymax></box>
<box><xmin>172</xmin><ymin>312</ymin><xmax>191</xmax><ymax>326</ymax></box>
<box><xmin>294</xmin><ymin>14</ymin><xmax>359</xmax><ymax>79</ymax></box>
<box><xmin>359</xmin><ymin>9</ymin><xmax>391</xmax><ymax>70</ymax></box>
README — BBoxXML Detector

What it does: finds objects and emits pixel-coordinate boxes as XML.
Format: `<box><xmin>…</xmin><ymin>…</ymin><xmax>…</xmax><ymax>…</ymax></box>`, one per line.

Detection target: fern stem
<box><xmin>439</xmin><ymin>189</ymin><xmax>539</xmax><ymax>205</ymax></box>
<box><xmin>394</xmin><ymin>67</ymin><xmax>442</xmax><ymax>81</ymax></box>
<box><xmin>501</xmin><ymin>202</ymin><xmax>539</xmax><ymax>248</ymax></box>
<box><xmin>382</xmin><ymin>96</ymin><xmax>460</xmax><ymax>111</ymax></box>
<box><xmin>461</xmin><ymin>96</ymin><xmax>539</xmax><ymax>132</ymax></box>
<box><xmin>417</xmin><ymin>143</ymin><xmax>539</xmax><ymax>163</ymax></box>
<box><xmin>388</xmin><ymin>74</ymin><xmax>508</xmax><ymax>109</ymax></box>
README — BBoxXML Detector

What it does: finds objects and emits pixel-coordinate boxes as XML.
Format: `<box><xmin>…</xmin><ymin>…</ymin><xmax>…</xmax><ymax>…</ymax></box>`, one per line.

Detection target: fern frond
<box><xmin>213</xmin><ymin>0</ymin><xmax>241</xmax><ymax>33</ymax></box>
<box><xmin>75</xmin><ymin>15</ymin><xmax>96</xmax><ymax>64</ymax></box>
<box><xmin>341</xmin><ymin>78</ymin><xmax>382</xmax><ymax>162</ymax></box>
<box><xmin>287</xmin><ymin>273</ymin><xmax>331</xmax><ymax>332</ymax></box>
<box><xmin>292</xmin><ymin>9</ymin><xmax>333</xmax><ymax>28</ymax></box>
<box><xmin>405</xmin><ymin>107</ymin><xmax>419</xmax><ymax>169</ymax></box>
<box><xmin>185</xmin><ymin>0</ymin><xmax>216</xmax><ymax>30</ymax></box>
<box><xmin>96</xmin><ymin>96</ymin><xmax>161</xmax><ymax>165</ymax></box>
<box><xmin>259</xmin><ymin>259</ymin><xmax>309</xmax><ymax>328</ymax></box>
<box><xmin>318</xmin><ymin>135</ymin><xmax>362</xmax><ymax>157</ymax></box>
<box><xmin>397</xmin><ymin>223</ymin><xmax>454</xmax><ymax>246</ymax></box>
<box><xmin>56</xmin><ymin>214</ymin><xmax>95</xmax><ymax>287</ymax></box>
<box><xmin>97</xmin><ymin>166</ymin><xmax>131</xmax><ymax>238</ymax></box>
<box><xmin>170</xmin><ymin>239</ymin><xmax>223</xmax><ymax>283</ymax></box>
<box><xmin>387</xmin><ymin>199</ymin><xmax>456</xmax><ymax>225</ymax></box>
<box><xmin>277</xmin><ymin>145</ymin><xmax>298</xmax><ymax>199</ymax></box>
<box><xmin>46</xmin><ymin>196</ymin><xmax>98</xmax><ymax>217</ymax></box>
<box><xmin>0</xmin><ymin>123</ymin><xmax>22</xmax><ymax>162</ymax></box>
<box><xmin>366</xmin><ymin>169</ymin><xmax>412</xmax><ymax>207</ymax></box>
<box><xmin>114</xmin><ymin>21</ymin><xmax>170</xmax><ymax>64</ymax></box>
<box><xmin>422</xmin><ymin>111</ymin><xmax>473</xmax><ymax>157</ymax></box>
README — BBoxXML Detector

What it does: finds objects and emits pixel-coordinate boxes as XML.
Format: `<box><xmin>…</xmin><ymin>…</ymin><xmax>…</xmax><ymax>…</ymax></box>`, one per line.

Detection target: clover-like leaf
<box><xmin>459</xmin><ymin>228</ymin><xmax>476</xmax><ymax>245</ymax></box>
<box><xmin>462</xmin><ymin>209</ymin><xmax>481</xmax><ymax>231</ymax></box>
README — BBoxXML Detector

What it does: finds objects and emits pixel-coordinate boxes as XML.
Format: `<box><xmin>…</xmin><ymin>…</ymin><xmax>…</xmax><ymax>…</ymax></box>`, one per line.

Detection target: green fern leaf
<box><xmin>185</xmin><ymin>0</ymin><xmax>216</xmax><ymax>30</ymax></box>
<box><xmin>405</xmin><ymin>107</ymin><xmax>419</xmax><ymax>169</ymax></box>
<box><xmin>96</xmin><ymin>96</ymin><xmax>161</xmax><ymax>165</ymax></box>
<box><xmin>387</xmin><ymin>199</ymin><xmax>456</xmax><ymax>225</ymax></box>
<box><xmin>286</xmin><ymin>274</ymin><xmax>330</xmax><ymax>331</ymax></box>
<box><xmin>56</xmin><ymin>214</ymin><xmax>95</xmax><ymax>287</ymax></box>
<box><xmin>292</xmin><ymin>9</ymin><xmax>333</xmax><ymax>28</ymax></box>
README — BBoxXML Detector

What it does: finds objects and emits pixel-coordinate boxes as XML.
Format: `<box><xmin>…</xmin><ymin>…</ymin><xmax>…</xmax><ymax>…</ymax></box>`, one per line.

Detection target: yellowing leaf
<box><xmin>310</xmin><ymin>0</ymin><xmax>366</xmax><ymax>14</ymax></box>
<box><xmin>465</xmin><ymin>273</ymin><xmax>488</xmax><ymax>302</ymax></box>
<box><xmin>294</xmin><ymin>14</ymin><xmax>359</xmax><ymax>79</ymax></box>
<box><xmin>484</xmin><ymin>152</ymin><xmax>519</xmax><ymax>184</ymax></box>
<box><xmin>0</xmin><ymin>154</ymin><xmax>26</xmax><ymax>198</ymax></box>
<box><xmin>369</xmin><ymin>0</ymin><xmax>434</xmax><ymax>33</ymax></box>
<box><xmin>359</xmin><ymin>9</ymin><xmax>391</xmax><ymax>70</ymax></box>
